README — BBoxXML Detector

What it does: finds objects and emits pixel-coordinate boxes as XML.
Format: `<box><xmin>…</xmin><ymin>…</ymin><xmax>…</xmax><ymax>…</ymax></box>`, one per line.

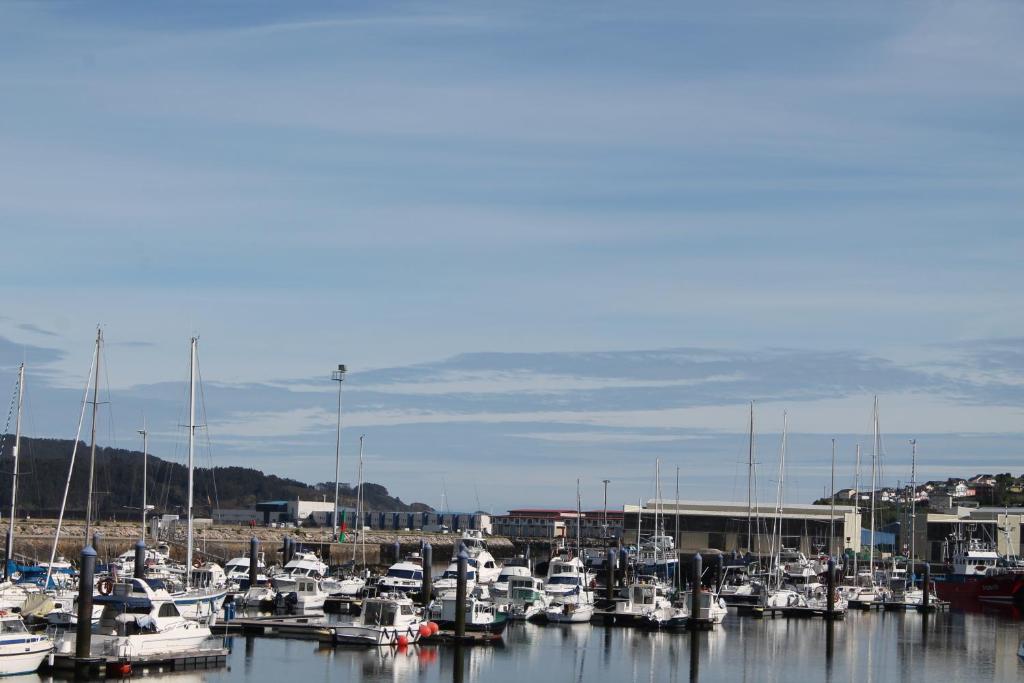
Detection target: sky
<box><xmin>0</xmin><ymin>1</ymin><xmax>1021</xmax><ymax>512</ymax></box>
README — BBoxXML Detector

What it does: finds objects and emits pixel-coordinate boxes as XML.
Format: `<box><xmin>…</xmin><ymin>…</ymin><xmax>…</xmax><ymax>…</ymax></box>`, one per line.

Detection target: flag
<box><xmin>338</xmin><ymin>509</ymin><xmax>347</xmax><ymax>542</ymax></box>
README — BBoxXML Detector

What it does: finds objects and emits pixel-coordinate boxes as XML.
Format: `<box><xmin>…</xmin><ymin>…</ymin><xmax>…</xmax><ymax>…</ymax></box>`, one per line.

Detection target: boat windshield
<box><xmin>0</xmin><ymin>619</ymin><xmax>26</xmax><ymax>633</ymax></box>
<box><xmin>441</xmin><ymin>570</ymin><xmax>477</xmax><ymax>580</ymax></box>
<box><xmin>386</xmin><ymin>569</ymin><xmax>422</xmax><ymax>580</ymax></box>
<box><xmin>362</xmin><ymin>601</ymin><xmax>398</xmax><ymax>626</ymax></box>
<box><xmin>548</xmin><ymin>576</ymin><xmax>582</xmax><ymax>586</ymax></box>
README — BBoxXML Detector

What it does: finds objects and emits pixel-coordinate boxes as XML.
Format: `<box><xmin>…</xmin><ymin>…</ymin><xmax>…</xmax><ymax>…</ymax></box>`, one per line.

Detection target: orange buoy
<box><xmin>119</xmin><ymin>662</ymin><xmax>132</xmax><ymax>676</ymax></box>
<box><xmin>396</xmin><ymin>634</ymin><xmax>409</xmax><ymax>647</ymax></box>
<box><xmin>418</xmin><ymin>624</ymin><xmax>432</xmax><ymax>639</ymax></box>
<box><xmin>429</xmin><ymin>621</ymin><xmax>440</xmax><ymax>635</ymax></box>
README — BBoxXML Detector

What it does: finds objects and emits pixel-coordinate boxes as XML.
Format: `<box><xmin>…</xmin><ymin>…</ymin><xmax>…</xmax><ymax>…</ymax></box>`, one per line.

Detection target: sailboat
<box><xmin>323</xmin><ymin>435</ymin><xmax>366</xmax><ymax>598</ymax></box>
<box><xmin>169</xmin><ymin>338</ymin><xmax>228</xmax><ymax>623</ymax></box>
<box><xmin>541</xmin><ymin>480</ymin><xmax>595</xmax><ymax>624</ymax></box>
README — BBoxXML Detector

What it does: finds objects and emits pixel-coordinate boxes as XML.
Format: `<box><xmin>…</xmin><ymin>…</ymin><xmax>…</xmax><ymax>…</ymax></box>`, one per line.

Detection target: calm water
<box><xmin>27</xmin><ymin>610</ymin><xmax>1024</xmax><ymax>683</ymax></box>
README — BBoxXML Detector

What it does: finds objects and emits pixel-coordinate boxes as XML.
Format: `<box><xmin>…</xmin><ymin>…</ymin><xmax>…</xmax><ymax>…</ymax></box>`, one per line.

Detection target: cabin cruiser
<box><xmin>456</xmin><ymin>531</ymin><xmax>501</xmax><ymax>584</ymax></box>
<box><xmin>490</xmin><ymin>558</ymin><xmax>531</xmax><ymax>599</ymax></box>
<box><xmin>112</xmin><ymin>543</ymin><xmax>172</xmax><ymax>576</ymax></box>
<box><xmin>433</xmin><ymin>562</ymin><xmax>477</xmax><ymax>599</ymax></box>
<box><xmin>539</xmin><ymin>556</ymin><xmax>594</xmax><ymax>623</ymax></box>
<box><xmin>603</xmin><ymin>581</ymin><xmax>687</xmax><ymax>629</ymax></box>
<box><xmin>0</xmin><ymin>612</ymin><xmax>51</xmax><ymax>675</ymax></box>
<box><xmin>377</xmin><ymin>553</ymin><xmax>424</xmax><ymax>595</ymax></box>
<box><xmin>719</xmin><ymin>564</ymin><xmax>765</xmax><ymax>607</ymax></box>
<box><xmin>171</xmin><ymin>563</ymin><xmax>228</xmax><ymax>624</ymax></box>
<box><xmin>333</xmin><ymin>594</ymin><xmax>426</xmax><ymax>646</ymax></box>
<box><xmin>0</xmin><ymin>581</ymin><xmax>37</xmax><ymax>612</ymax></box>
<box><xmin>428</xmin><ymin>594</ymin><xmax>508</xmax><ymax>634</ymax></box>
<box><xmin>54</xmin><ymin>578</ymin><xmax>213</xmax><ymax>657</ymax></box>
<box><xmin>223</xmin><ymin>554</ymin><xmax>267</xmax><ymax>590</ymax></box>
<box><xmin>322</xmin><ymin>570</ymin><xmax>367</xmax><ymax>598</ymax></box>
<box><xmin>504</xmin><ymin>575</ymin><xmax>549</xmax><ymax>621</ymax></box>
<box><xmin>839</xmin><ymin>571</ymin><xmax>890</xmax><ymax>608</ymax></box>
<box><xmin>270</xmin><ymin>551</ymin><xmax>328</xmax><ymax>593</ymax></box>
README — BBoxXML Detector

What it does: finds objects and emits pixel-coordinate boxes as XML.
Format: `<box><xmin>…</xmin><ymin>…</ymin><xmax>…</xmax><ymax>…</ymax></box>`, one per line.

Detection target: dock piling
<box><xmin>455</xmin><ymin>548</ymin><xmax>468</xmax><ymax>638</ymax></box>
<box><xmin>922</xmin><ymin>563</ymin><xmax>930</xmax><ymax>610</ymax></box>
<box><xmin>134</xmin><ymin>539</ymin><xmax>146</xmax><ymax>579</ymax></box>
<box><xmin>606</xmin><ymin>548</ymin><xmax>615</xmax><ymax>603</ymax></box>
<box><xmin>422</xmin><ymin>543</ymin><xmax>433</xmax><ymax>605</ymax></box>
<box><xmin>826</xmin><ymin>558</ymin><xmax>835</xmax><ymax>620</ymax></box>
<box><xmin>691</xmin><ymin>552</ymin><xmax>702</xmax><ymax>620</ymax></box>
<box><xmin>74</xmin><ymin>545</ymin><xmax>97</xmax><ymax>673</ymax></box>
<box><xmin>249</xmin><ymin>537</ymin><xmax>259</xmax><ymax>588</ymax></box>
<box><xmin>92</xmin><ymin>532</ymin><xmax>102</xmax><ymax>562</ymax></box>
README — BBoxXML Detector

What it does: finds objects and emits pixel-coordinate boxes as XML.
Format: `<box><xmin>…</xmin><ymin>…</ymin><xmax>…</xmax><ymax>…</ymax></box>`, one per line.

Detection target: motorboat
<box><xmin>504</xmin><ymin>575</ymin><xmax>549</xmax><ymax>621</ymax></box>
<box><xmin>455</xmin><ymin>531</ymin><xmax>501</xmax><ymax>584</ymax></box>
<box><xmin>223</xmin><ymin>554</ymin><xmax>267</xmax><ymax>590</ymax></box>
<box><xmin>490</xmin><ymin>558</ymin><xmax>532</xmax><ymax>600</ymax></box>
<box><xmin>171</xmin><ymin>564</ymin><xmax>228</xmax><ymax>624</ymax></box>
<box><xmin>239</xmin><ymin>583</ymin><xmax>276</xmax><ymax>610</ymax></box>
<box><xmin>332</xmin><ymin>594</ymin><xmax>426</xmax><ymax>646</ymax></box>
<box><xmin>0</xmin><ymin>612</ymin><xmax>51</xmax><ymax>675</ymax></box>
<box><xmin>55</xmin><ymin>578</ymin><xmax>213</xmax><ymax>657</ymax></box>
<box><xmin>427</xmin><ymin>595</ymin><xmax>507</xmax><ymax>634</ymax></box>
<box><xmin>377</xmin><ymin>553</ymin><xmax>425</xmax><ymax>595</ymax></box>
<box><xmin>539</xmin><ymin>556</ymin><xmax>594</xmax><ymax>624</ymax></box>
<box><xmin>276</xmin><ymin>577</ymin><xmax>326</xmax><ymax>611</ymax></box>
<box><xmin>322</xmin><ymin>572</ymin><xmax>366</xmax><ymax>598</ymax></box>
<box><xmin>602</xmin><ymin>581</ymin><xmax>685</xmax><ymax>628</ymax></box>
<box><xmin>433</xmin><ymin>562</ymin><xmax>478</xmax><ymax>599</ymax></box>
<box><xmin>270</xmin><ymin>551</ymin><xmax>328</xmax><ymax>593</ymax></box>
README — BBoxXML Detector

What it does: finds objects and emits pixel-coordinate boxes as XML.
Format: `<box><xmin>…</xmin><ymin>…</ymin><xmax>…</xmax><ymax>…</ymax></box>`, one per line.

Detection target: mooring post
<box><xmin>619</xmin><ymin>547</ymin><xmax>629</xmax><ymax>587</ymax></box>
<box><xmin>826</xmin><ymin>558</ymin><xmax>835</xmax><ymax>620</ymax></box>
<box><xmin>606</xmin><ymin>548</ymin><xmax>615</xmax><ymax>603</ymax></box>
<box><xmin>92</xmin><ymin>532</ymin><xmax>102</xmax><ymax>564</ymax></box>
<box><xmin>133</xmin><ymin>539</ymin><xmax>146</xmax><ymax>579</ymax></box>
<box><xmin>455</xmin><ymin>548</ymin><xmax>468</xmax><ymax>638</ymax></box>
<box><xmin>421</xmin><ymin>543</ymin><xmax>433</xmax><ymax>605</ymax></box>
<box><xmin>922</xmin><ymin>563</ymin><xmax>931</xmax><ymax>611</ymax></box>
<box><xmin>249</xmin><ymin>537</ymin><xmax>259</xmax><ymax>588</ymax></box>
<box><xmin>393</xmin><ymin>540</ymin><xmax>401</xmax><ymax>564</ymax></box>
<box><xmin>691</xmin><ymin>552</ymin><xmax>703</xmax><ymax>621</ymax></box>
<box><xmin>283</xmin><ymin>536</ymin><xmax>292</xmax><ymax>565</ymax></box>
<box><xmin>75</xmin><ymin>545</ymin><xmax>97</xmax><ymax>673</ymax></box>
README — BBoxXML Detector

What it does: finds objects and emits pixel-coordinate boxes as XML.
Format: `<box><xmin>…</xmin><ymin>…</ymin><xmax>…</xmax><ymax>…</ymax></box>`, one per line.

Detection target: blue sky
<box><xmin>0</xmin><ymin>1</ymin><xmax>1021</xmax><ymax>511</ymax></box>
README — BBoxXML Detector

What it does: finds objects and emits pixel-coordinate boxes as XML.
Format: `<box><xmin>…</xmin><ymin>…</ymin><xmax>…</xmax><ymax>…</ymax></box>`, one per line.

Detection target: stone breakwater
<box><xmin>6</xmin><ymin>520</ymin><xmax>516</xmax><ymax>569</ymax></box>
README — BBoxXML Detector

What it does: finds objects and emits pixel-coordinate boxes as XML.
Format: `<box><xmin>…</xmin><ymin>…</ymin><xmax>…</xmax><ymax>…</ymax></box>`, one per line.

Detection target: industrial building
<box><xmin>491</xmin><ymin>509</ymin><xmax>625</xmax><ymax>541</ymax></box>
<box><xmin>623</xmin><ymin>500</ymin><xmax>859</xmax><ymax>557</ymax></box>
<box><xmin>901</xmin><ymin>505</ymin><xmax>1024</xmax><ymax>562</ymax></box>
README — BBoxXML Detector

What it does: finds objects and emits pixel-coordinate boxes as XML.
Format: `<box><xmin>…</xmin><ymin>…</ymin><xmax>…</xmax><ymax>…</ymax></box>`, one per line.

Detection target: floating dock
<box><xmin>421</xmin><ymin>630</ymin><xmax>503</xmax><ymax>646</ymax></box>
<box><xmin>213</xmin><ymin>615</ymin><xmax>334</xmax><ymax>641</ymax></box>
<box><xmin>46</xmin><ymin>648</ymin><xmax>229</xmax><ymax>677</ymax></box>
<box><xmin>752</xmin><ymin>606</ymin><xmax>846</xmax><ymax>620</ymax></box>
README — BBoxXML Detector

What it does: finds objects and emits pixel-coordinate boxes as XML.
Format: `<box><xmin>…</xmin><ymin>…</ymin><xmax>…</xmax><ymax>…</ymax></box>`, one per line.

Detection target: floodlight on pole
<box><xmin>331</xmin><ymin>364</ymin><xmax>347</xmax><ymax>538</ymax></box>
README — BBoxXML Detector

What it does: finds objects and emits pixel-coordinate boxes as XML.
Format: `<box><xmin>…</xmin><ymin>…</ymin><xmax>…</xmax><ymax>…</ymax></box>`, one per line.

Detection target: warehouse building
<box><xmin>623</xmin><ymin>500</ymin><xmax>859</xmax><ymax>557</ymax></box>
<box><xmin>491</xmin><ymin>509</ymin><xmax>625</xmax><ymax>541</ymax></box>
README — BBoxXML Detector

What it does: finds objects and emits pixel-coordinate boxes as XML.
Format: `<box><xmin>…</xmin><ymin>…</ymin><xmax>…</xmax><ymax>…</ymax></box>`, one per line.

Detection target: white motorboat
<box><xmin>456</xmin><ymin>531</ymin><xmax>501</xmax><ymax>584</ymax></box>
<box><xmin>271</xmin><ymin>551</ymin><xmax>329</xmax><ymax>593</ymax></box>
<box><xmin>433</xmin><ymin>562</ymin><xmax>478</xmax><ymax>599</ymax></box>
<box><xmin>504</xmin><ymin>575</ymin><xmax>549</xmax><ymax>621</ymax></box>
<box><xmin>171</xmin><ymin>564</ymin><xmax>229</xmax><ymax>625</ymax></box>
<box><xmin>0</xmin><ymin>612</ymin><xmax>51</xmax><ymax>675</ymax></box>
<box><xmin>276</xmin><ymin>578</ymin><xmax>326</xmax><ymax>611</ymax></box>
<box><xmin>333</xmin><ymin>594</ymin><xmax>426</xmax><ymax>646</ymax></box>
<box><xmin>377</xmin><ymin>554</ymin><xmax>425</xmax><ymax>595</ymax></box>
<box><xmin>322</xmin><ymin>573</ymin><xmax>366</xmax><ymax>598</ymax></box>
<box><xmin>55</xmin><ymin>578</ymin><xmax>213</xmax><ymax>658</ymax></box>
<box><xmin>603</xmin><ymin>581</ymin><xmax>686</xmax><ymax>628</ymax></box>
<box><xmin>542</xmin><ymin>591</ymin><xmax>594</xmax><ymax>624</ymax></box>
<box><xmin>427</xmin><ymin>594</ymin><xmax>508</xmax><ymax>634</ymax></box>
<box><xmin>239</xmin><ymin>584</ymin><xmax>276</xmax><ymax>610</ymax></box>
<box><xmin>223</xmin><ymin>554</ymin><xmax>267</xmax><ymax>590</ymax></box>
<box><xmin>490</xmin><ymin>561</ymin><xmax>532</xmax><ymax>600</ymax></box>
<box><xmin>539</xmin><ymin>557</ymin><xmax>594</xmax><ymax>624</ymax></box>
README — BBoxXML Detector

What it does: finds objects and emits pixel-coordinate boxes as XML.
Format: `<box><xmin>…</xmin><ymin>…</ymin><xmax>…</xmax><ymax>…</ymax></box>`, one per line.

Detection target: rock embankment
<box><xmin>7</xmin><ymin>520</ymin><xmax>516</xmax><ymax>569</ymax></box>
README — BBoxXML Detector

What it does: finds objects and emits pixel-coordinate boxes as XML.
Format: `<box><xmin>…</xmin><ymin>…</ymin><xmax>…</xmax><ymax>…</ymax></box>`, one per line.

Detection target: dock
<box><xmin>421</xmin><ymin>630</ymin><xmax>504</xmax><ymax>646</ymax></box>
<box><xmin>212</xmin><ymin>615</ymin><xmax>334</xmax><ymax>641</ymax></box>
<box><xmin>751</xmin><ymin>606</ymin><xmax>846</xmax><ymax>620</ymax></box>
<box><xmin>46</xmin><ymin>648</ymin><xmax>229</xmax><ymax>677</ymax></box>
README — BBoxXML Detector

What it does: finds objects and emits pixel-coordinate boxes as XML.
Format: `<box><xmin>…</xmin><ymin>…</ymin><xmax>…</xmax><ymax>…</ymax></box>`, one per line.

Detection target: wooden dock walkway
<box><xmin>46</xmin><ymin>647</ymin><xmax>229</xmax><ymax>677</ymax></box>
<box><xmin>212</xmin><ymin>615</ymin><xmax>334</xmax><ymax>641</ymax></box>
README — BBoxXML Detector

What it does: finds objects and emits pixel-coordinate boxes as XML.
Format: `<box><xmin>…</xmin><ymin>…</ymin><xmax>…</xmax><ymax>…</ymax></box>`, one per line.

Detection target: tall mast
<box><xmin>675</xmin><ymin>466</ymin><xmax>680</xmax><ymax>590</ymax></box>
<box><xmin>185</xmin><ymin>337</ymin><xmax>197</xmax><ymax>588</ymax></box>
<box><xmin>576</xmin><ymin>479</ymin><xmax>582</xmax><ymax>574</ymax></box>
<box><xmin>654</xmin><ymin>458</ymin><xmax>661</xmax><ymax>563</ymax></box>
<box><xmin>5</xmin><ymin>363</ymin><xmax>25</xmax><ymax>578</ymax></box>
<box><xmin>854</xmin><ymin>444</ymin><xmax>861</xmax><ymax>577</ymax></box>
<box><xmin>357</xmin><ymin>434</ymin><xmax>365</xmax><ymax>568</ymax></box>
<box><xmin>747</xmin><ymin>401</ymin><xmax>754</xmax><ymax>552</ymax></box>
<box><xmin>869</xmin><ymin>397</ymin><xmax>878</xmax><ymax>577</ymax></box>
<box><xmin>84</xmin><ymin>327</ymin><xmax>102</xmax><ymax>542</ymax></box>
<box><xmin>772</xmin><ymin>412</ymin><xmax>788</xmax><ymax>588</ymax></box>
<box><xmin>138</xmin><ymin>421</ymin><xmax>148</xmax><ymax>540</ymax></box>
<box><xmin>331</xmin><ymin>365</ymin><xmax>346</xmax><ymax>539</ymax></box>
<box><xmin>830</xmin><ymin>438</ymin><xmax>836</xmax><ymax>557</ymax></box>
<box><xmin>909</xmin><ymin>439</ymin><xmax>917</xmax><ymax>567</ymax></box>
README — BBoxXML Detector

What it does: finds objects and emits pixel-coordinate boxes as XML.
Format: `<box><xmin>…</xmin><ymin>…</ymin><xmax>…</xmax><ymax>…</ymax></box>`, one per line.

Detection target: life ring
<box><xmin>97</xmin><ymin>578</ymin><xmax>114</xmax><ymax>595</ymax></box>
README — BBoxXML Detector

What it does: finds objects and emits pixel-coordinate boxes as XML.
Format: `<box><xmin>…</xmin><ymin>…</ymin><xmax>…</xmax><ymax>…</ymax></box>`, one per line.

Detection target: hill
<box><xmin>0</xmin><ymin>435</ymin><xmax>431</xmax><ymax>520</ymax></box>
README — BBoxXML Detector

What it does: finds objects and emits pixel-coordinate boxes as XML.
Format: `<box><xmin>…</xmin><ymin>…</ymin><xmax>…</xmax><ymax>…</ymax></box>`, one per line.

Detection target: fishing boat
<box><xmin>332</xmin><ymin>594</ymin><xmax>426</xmax><ymax>646</ymax></box>
<box><xmin>427</xmin><ymin>594</ymin><xmax>508</xmax><ymax>634</ymax></box>
<box><xmin>276</xmin><ymin>577</ymin><xmax>326</xmax><ymax>611</ymax></box>
<box><xmin>504</xmin><ymin>575</ymin><xmax>549</xmax><ymax>621</ymax></box>
<box><xmin>0</xmin><ymin>611</ymin><xmax>51</xmax><ymax>675</ymax></box>
<box><xmin>55</xmin><ymin>578</ymin><xmax>213</xmax><ymax>657</ymax></box>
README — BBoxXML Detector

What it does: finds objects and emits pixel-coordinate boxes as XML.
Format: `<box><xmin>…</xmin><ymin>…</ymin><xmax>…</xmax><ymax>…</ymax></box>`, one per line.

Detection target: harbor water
<box><xmin>24</xmin><ymin>609</ymin><xmax>1024</xmax><ymax>683</ymax></box>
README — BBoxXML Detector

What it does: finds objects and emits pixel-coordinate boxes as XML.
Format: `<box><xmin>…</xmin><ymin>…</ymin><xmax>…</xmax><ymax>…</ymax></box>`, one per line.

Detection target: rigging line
<box><xmin>195</xmin><ymin>351</ymin><xmax>220</xmax><ymax>516</ymax></box>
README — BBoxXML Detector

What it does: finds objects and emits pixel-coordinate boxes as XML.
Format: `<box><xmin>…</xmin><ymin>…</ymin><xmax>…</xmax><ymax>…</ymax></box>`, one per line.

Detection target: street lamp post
<box><xmin>331</xmin><ymin>365</ymin><xmax>347</xmax><ymax>539</ymax></box>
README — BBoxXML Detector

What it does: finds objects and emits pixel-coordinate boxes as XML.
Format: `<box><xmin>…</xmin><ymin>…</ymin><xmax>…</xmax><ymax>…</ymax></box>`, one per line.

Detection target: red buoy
<box><xmin>119</xmin><ymin>662</ymin><xmax>132</xmax><ymax>677</ymax></box>
<box><xmin>396</xmin><ymin>635</ymin><xmax>409</xmax><ymax>647</ymax></box>
<box><xmin>418</xmin><ymin>624</ymin><xmax>432</xmax><ymax>639</ymax></box>
<box><xmin>429</xmin><ymin>621</ymin><xmax>440</xmax><ymax>635</ymax></box>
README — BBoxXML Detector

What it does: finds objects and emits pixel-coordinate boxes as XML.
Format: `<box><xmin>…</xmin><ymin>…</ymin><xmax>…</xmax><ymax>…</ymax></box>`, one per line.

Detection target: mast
<box><xmin>747</xmin><ymin>401</ymin><xmax>754</xmax><ymax>552</ymax></box>
<box><xmin>853</xmin><ymin>444</ymin><xmax>861</xmax><ymax>576</ymax></box>
<box><xmin>772</xmin><ymin>412</ymin><xmax>788</xmax><ymax>588</ymax></box>
<box><xmin>675</xmin><ymin>466</ymin><xmax>680</xmax><ymax>590</ymax></box>
<box><xmin>869</xmin><ymin>397</ymin><xmax>878</xmax><ymax>578</ymax></box>
<box><xmin>331</xmin><ymin>365</ymin><xmax>346</xmax><ymax>539</ymax></box>
<box><xmin>357</xmin><ymin>435</ymin><xmax>365</xmax><ymax>568</ymax></box>
<box><xmin>5</xmin><ymin>363</ymin><xmax>24</xmax><ymax>578</ymax></box>
<box><xmin>576</xmin><ymin>478</ymin><xmax>582</xmax><ymax>579</ymax></box>
<box><xmin>84</xmin><ymin>327</ymin><xmax>102</xmax><ymax>542</ymax></box>
<box><xmin>185</xmin><ymin>337</ymin><xmax>197</xmax><ymax>588</ymax></box>
<box><xmin>909</xmin><ymin>439</ymin><xmax>917</xmax><ymax>568</ymax></box>
<box><xmin>830</xmin><ymin>438</ymin><xmax>836</xmax><ymax>557</ymax></box>
<box><xmin>138</xmin><ymin>421</ymin><xmax>148</xmax><ymax>540</ymax></box>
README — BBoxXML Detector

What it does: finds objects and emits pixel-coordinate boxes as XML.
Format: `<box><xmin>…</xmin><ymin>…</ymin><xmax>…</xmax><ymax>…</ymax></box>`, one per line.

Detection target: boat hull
<box><xmin>332</xmin><ymin>624</ymin><xmax>422</xmax><ymax>647</ymax></box>
<box><xmin>0</xmin><ymin>636</ymin><xmax>51</xmax><ymax>676</ymax></box>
